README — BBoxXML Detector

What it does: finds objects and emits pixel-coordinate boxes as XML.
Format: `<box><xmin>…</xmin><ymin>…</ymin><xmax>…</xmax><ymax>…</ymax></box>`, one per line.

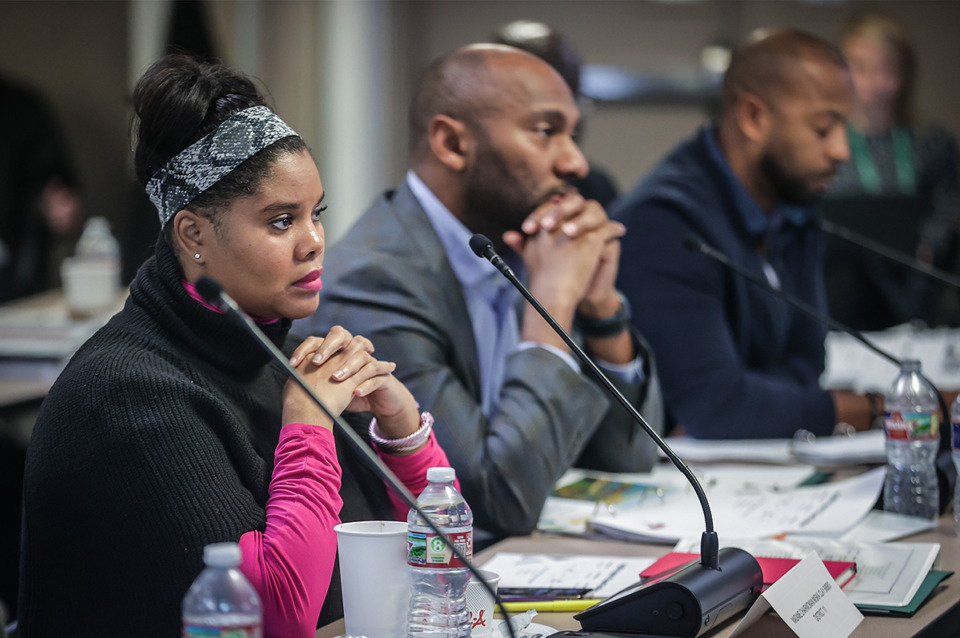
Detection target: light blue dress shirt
<box><xmin>406</xmin><ymin>171</ymin><xmax>642</xmax><ymax>418</ymax></box>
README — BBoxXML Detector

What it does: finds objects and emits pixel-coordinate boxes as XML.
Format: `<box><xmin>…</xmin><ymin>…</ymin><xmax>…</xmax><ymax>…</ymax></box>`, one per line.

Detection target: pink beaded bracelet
<box><xmin>368</xmin><ymin>411</ymin><xmax>434</xmax><ymax>453</ymax></box>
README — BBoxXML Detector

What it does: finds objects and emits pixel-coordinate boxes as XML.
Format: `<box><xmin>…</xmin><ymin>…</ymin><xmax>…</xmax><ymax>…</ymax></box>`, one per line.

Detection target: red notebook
<box><xmin>640</xmin><ymin>552</ymin><xmax>857</xmax><ymax>590</ymax></box>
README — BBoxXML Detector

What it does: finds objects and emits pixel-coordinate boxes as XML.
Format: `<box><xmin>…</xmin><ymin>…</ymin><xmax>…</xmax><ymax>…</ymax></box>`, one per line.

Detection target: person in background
<box><xmin>297</xmin><ymin>44</ymin><xmax>664</xmax><ymax>544</ymax></box>
<box><xmin>612</xmin><ymin>29</ymin><xmax>877</xmax><ymax>440</ymax></box>
<box><xmin>492</xmin><ymin>19</ymin><xmax>620</xmax><ymax>208</ymax></box>
<box><xmin>0</xmin><ymin>74</ymin><xmax>83</xmax><ymax>303</ymax></box>
<box><xmin>0</xmin><ymin>74</ymin><xmax>84</xmax><ymax>626</ymax></box>
<box><xmin>825</xmin><ymin>10</ymin><xmax>960</xmax><ymax>329</ymax></box>
<box><xmin>18</xmin><ymin>54</ymin><xmax>453</xmax><ymax>637</ymax></box>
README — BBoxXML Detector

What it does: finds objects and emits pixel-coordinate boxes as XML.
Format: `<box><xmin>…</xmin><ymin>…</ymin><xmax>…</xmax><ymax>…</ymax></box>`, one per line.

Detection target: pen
<box><xmin>501</xmin><ymin>599</ymin><xmax>603</xmax><ymax>613</ymax></box>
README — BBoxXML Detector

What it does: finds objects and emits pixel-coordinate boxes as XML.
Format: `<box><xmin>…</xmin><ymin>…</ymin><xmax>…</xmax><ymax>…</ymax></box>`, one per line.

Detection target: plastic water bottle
<box><xmin>407</xmin><ymin>467</ymin><xmax>473</xmax><ymax>637</ymax></box>
<box><xmin>883</xmin><ymin>360</ymin><xmax>940</xmax><ymax>521</ymax></box>
<box><xmin>75</xmin><ymin>216</ymin><xmax>120</xmax><ymax>262</ymax></box>
<box><xmin>182</xmin><ymin>542</ymin><xmax>262</xmax><ymax>638</ymax></box>
<box><xmin>62</xmin><ymin>216</ymin><xmax>121</xmax><ymax>316</ymax></box>
<box><xmin>952</xmin><ymin>394</ymin><xmax>960</xmax><ymax>534</ymax></box>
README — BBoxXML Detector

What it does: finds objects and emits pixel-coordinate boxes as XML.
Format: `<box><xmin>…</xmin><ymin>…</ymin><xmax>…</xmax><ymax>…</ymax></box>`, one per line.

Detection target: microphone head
<box><xmin>469</xmin><ymin>233</ymin><xmax>494</xmax><ymax>259</ymax></box>
<box><xmin>194</xmin><ymin>276</ymin><xmax>224</xmax><ymax>306</ymax></box>
<box><xmin>682</xmin><ymin>236</ymin><xmax>705</xmax><ymax>254</ymax></box>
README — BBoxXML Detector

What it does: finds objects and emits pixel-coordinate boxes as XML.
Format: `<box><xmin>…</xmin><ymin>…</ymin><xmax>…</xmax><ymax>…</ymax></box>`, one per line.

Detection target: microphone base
<box><xmin>574</xmin><ymin>547</ymin><xmax>762</xmax><ymax>637</ymax></box>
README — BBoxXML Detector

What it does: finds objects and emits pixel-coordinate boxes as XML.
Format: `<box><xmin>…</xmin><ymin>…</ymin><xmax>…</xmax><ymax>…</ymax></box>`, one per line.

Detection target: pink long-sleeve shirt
<box><xmin>238</xmin><ymin>424</ymin><xmax>453</xmax><ymax>638</ymax></box>
<box><xmin>183</xmin><ymin>280</ymin><xmax>454</xmax><ymax>637</ymax></box>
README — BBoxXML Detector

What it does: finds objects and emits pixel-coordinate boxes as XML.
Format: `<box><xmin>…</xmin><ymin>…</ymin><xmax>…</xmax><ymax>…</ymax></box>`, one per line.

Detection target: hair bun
<box><xmin>214</xmin><ymin>93</ymin><xmax>255</xmax><ymax>118</ymax></box>
<box><xmin>132</xmin><ymin>54</ymin><xmax>264</xmax><ymax>185</ymax></box>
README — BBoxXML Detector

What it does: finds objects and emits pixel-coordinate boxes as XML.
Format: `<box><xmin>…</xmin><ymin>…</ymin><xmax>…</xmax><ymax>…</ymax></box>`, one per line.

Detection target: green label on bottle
<box><xmin>183</xmin><ymin>624</ymin><xmax>261</xmax><ymax>638</ymax></box>
<box><xmin>884</xmin><ymin>411</ymin><xmax>939</xmax><ymax>441</ymax></box>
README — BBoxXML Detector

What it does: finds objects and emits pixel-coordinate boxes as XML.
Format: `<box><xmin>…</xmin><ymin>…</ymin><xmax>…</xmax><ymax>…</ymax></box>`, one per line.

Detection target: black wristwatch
<box><xmin>576</xmin><ymin>293</ymin><xmax>632</xmax><ymax>338</ymax></box>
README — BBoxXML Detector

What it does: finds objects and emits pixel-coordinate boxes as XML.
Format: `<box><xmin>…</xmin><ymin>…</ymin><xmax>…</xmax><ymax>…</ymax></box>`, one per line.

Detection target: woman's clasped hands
<box><xmin>284</xmin><ymin>326</ymin><xmax>421</xmax><ymax>441</ymax></box>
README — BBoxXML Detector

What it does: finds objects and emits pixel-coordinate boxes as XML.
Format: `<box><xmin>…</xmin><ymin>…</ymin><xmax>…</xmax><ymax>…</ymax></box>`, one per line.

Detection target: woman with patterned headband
<box><xmin>18</xmin><ymin>54</ymin><xmax>452</xmax><ymax>637</ymax></box>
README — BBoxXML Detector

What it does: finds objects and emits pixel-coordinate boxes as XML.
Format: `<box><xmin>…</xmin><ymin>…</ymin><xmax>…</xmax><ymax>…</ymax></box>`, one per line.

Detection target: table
<box><xmin>823</xmin><ymin>327</ymin><xmax>960</xmax><ymax>394</ymax></box>
<box><xmin>315</xmin><ymin>517</ymin><xmax>960</xmax><ymax>637</ymax></box>
<box><xmin>0</xmin><ymin>289</ymin><xmax>124</xmax><ymax>409</ymax></box>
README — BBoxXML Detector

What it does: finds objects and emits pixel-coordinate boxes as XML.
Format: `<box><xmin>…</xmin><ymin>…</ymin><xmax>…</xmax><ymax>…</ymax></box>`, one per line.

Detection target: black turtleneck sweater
<box><xmin>18</xmin><ymin>238</ymin><xmax>394</xmax><ymax>636</ymax></box>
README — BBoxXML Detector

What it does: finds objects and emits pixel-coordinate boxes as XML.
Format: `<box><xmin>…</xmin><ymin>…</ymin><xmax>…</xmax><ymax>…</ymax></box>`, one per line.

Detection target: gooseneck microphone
<box><xmin>194</xmin><ymin>276</ymin><xmax>517</xmax><ymax>638</ymax></box>
<box><xmin>820</xmin><ymin>218</ymin><xmax>960</xmax><ymax>291</ymax></box>
<box><xmin>469</xmin><ymin>234</ymin><xmax>762</xmax><ymax>637</ymax></box>
<box><xmin>682</xmin><ymin>236</ymin><xmax>953</xmax><ymax>457</ymax></box>
<box><xmin>469</xmin><ymin>234</ymin><xmax>719</xmax><ymax>565</ymax></box>
<box><xmin>682</xmin><ymin>236</ymin><xmax>902</xmax><ymax>368</ymax></box>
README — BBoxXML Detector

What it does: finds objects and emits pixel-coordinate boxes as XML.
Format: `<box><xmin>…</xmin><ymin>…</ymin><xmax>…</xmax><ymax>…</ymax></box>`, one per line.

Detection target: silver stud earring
<box><xmin>194</xmin><ymin>253</ymin><xmax>201</xmax><ymax>260</ymax></box>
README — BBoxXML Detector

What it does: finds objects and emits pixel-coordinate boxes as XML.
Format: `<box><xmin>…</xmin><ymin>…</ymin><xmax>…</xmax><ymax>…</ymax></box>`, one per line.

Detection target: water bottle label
<box><xmin>884</xmin><ymin>411</ymin><xmax>939</xmax><ymax>441</ymax></box>
<box><xmin>183</xmin><ymin>624</ymin><xmax>262</xmax><ymax>638</ymax></box>
<box><xmin>407</xmin><ymin>529</ymin><xmax>472</xmax><ymax>568</ymax></box>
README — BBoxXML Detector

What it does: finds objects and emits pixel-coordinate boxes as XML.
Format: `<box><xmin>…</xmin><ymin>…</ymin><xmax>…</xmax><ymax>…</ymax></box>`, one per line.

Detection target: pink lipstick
<box><xmin>293</xmin><ymin>269</ymin><xmax>323</xmax><ymax>291</ymax></box>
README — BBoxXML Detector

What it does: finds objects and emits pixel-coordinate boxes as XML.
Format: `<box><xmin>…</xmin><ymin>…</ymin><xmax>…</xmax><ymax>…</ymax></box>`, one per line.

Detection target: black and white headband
<box><xmin>146</xmin><ymin>105</ymin><xmax>298</xmax><ymax>227</ymax></box>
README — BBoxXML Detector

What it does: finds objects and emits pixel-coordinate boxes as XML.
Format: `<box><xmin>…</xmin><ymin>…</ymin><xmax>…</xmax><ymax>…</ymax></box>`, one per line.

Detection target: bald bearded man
<box><xmin>297</xmin><ymin>44</ymin><xmax>663</xmax><ymax>541</ymax></box>
<box><xmin>612</xmin><ymin>29</ymin><xmax>875</xmax><ymax>440</ymax></box>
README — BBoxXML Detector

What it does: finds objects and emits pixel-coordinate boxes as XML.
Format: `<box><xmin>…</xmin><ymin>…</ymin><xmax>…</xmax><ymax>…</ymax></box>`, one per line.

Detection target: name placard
<box><xmin>731</xmin><ymin>553</ymin><xmax>863</xmax><ymax>638</ymax></box>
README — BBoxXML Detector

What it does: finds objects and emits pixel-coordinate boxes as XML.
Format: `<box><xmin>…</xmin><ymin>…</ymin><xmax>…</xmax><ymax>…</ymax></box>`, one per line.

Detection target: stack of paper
<box><xmin>640</xmin><ymin>552</ymin><xmax>858</xmax><ymax>590</ymax></box>
<box><xmin>662</xmin><ymin>437</ymin><xmax>793</xmax><ymax>464</ymax></box>
<box><xmin>662</xmin><ymin>430</ymin><xmax>886</xmax><ymax>466</ymax></box>
<box><xmin>671</xmin><ymin>536</ymin><xmax>944</xmax><ymax>613</ymax></box>
<box><xmin>0</xmin><ymin>303</ymin><xmax>108</xmax><ymax>359</ymax></box>
<box><xmin>480</xmin><ymin>552</ymin><xmax>657</xmax><ymax>599</ymax></box>
<box><xmin>538</xmin><ymin>465</ymin><xmax>819</xmax><ymax>536</ymax></box>
<box><xmin>790</xmin><ymin>429</ymin><xmax>887</xmax><ymax>466</ymax></box>
<box><xmin>822</xmin><ymin>325</ymin><xmax>960</xmax><ymax>392</ymax></box>
<box><xmin>587</xmin><ymin>467</ymin><xmax>885</xmax><ymax>544</ymax></box>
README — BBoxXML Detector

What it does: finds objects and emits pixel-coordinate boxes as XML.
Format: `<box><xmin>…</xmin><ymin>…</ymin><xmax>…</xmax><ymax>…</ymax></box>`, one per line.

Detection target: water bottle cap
<box><xmin>426</xmin><ymin>466</ymin><xmax>456</xmax><ymax>483</ymax></box>
<box><xmin>202</xmin><ymin>542</ymin><xmax>242</xmax><ymax>568</ymax></box>
<box><xmin>901</xmin><ymin>359</ymin><xmax>922</xmax><ymax>372</ymax></box>
<box><xmin>84</xmin><ymin>217</ymin><xmax>111</xmax><ymax>233</ymax></box>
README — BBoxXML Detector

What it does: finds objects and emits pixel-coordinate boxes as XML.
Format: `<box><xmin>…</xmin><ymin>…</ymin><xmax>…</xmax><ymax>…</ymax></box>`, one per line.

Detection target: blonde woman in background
<box><xmin>825</xmin><ymin>10</ymin><xmax>959</xmax><ymax>328</ymax></box>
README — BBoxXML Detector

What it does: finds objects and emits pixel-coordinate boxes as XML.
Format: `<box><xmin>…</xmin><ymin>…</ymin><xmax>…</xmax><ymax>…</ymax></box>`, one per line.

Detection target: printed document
<box><xmin>673</xmin><ymin>536</ymin><xmax>940</xmax><ymax>608</ymax></box>
<box><xmin>588</xmin><ymin>467</ymin><xmax>885</xmax><ymax>544</ymax></box>
<box><xmin>480</xmin><ymin>552</ymin><xmax>657</xmax><ymax>599</ymax></box>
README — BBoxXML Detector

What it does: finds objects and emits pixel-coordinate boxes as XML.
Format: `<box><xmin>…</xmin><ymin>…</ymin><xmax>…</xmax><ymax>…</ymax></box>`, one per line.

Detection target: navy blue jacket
<box><xmin>612</xmin><ymin>128</ymin><xmax>835</xmax><ymax>439</ymax></box>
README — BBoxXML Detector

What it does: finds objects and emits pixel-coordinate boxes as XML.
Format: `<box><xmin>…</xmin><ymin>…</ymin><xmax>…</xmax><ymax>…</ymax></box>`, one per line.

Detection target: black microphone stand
<box><xmin>470</xmin><ymin>234</ymin><xmax>762</xmax><ymax>637</ymax></box>
<box><xmin>820</xmin><ymin>218</ymin><xmax>960</xmax><ymax>291</ymax></box>
<box><xmin>684</xmin><ymin>236</ymin><xmax>953</xmax><ymax>456</ymax></box>
<box><xmin>470</xmin><ymin>235</ymin><xmax>719</xmax><ymax>568</ymax></box>
<box><xmin>195</xmin><ymin>277</ymin><xmax>517</xmax><ymax>638</ymax></box>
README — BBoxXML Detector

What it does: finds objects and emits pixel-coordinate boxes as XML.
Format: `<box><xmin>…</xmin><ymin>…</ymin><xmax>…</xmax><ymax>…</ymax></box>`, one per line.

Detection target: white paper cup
<box><xmin>466</xmin><ymin>569</ymin><xmax>501</xmax><ymax>637</ymax></box>
<box><xmin>334</xmin><ymin>520</ymin><xmax>409</xmax><ymax>638</ymax></box>
<box><xmin>60</xmin><ymin>257</ymin><xmax>119</xmax><ymax>317</ymax></box>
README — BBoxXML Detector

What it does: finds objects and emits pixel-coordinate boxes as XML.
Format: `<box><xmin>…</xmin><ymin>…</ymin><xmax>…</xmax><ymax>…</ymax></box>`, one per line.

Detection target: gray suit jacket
<box><xmin>296</xmin><ymin>181</ymin><xmax>664</xmax><ymax>539</ymax></box>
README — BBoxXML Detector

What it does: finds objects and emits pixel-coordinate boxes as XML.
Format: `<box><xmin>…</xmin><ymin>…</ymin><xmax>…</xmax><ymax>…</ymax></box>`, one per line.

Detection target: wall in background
<box><xmin>0</xmin><ymin>0</ymin><xmax>958</xmax><ymax>250</ymax></box>
<box><xmin>394</xmin><ymin>0</ymin><xmax>960</xmax><ymax>196</ymax></box>
<box><xmin>0</xmin><ymin>1</ymin><xmax>129</xmax><ymax>248</ymax></box>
